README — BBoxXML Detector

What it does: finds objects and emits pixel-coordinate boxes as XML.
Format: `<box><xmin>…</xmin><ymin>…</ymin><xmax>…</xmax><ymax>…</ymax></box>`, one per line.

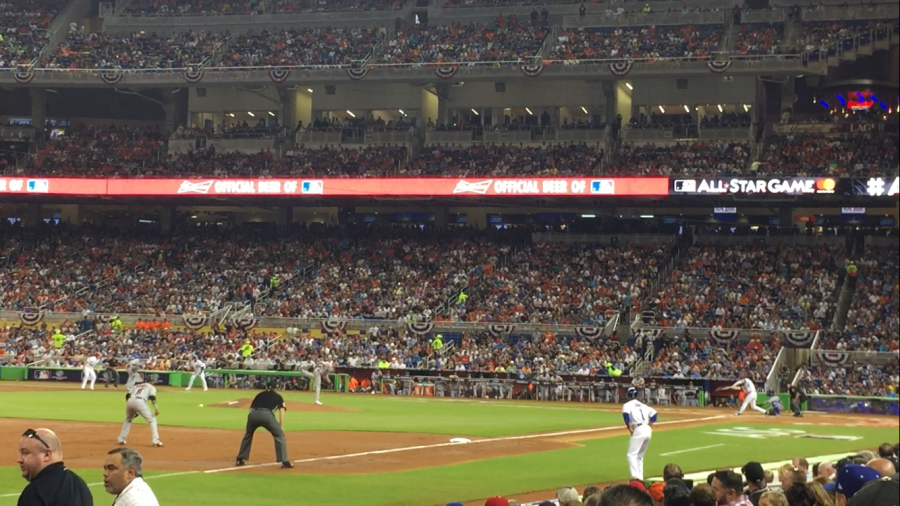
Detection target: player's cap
<box><xmin>484</xmin><ymin>496</ymin><xmax>509</xmax><ymax>506</ymax></box>
<box><xmin>741</xmin><ymin>462</ymin><xmax>766</xmax><ymax>484</ymax></box>
<box><xmin>825</xmin><ymin>464</ymin><xmax>881</xmax><ymax>497</ymax></box>
<box><xmin>847</xmin><ymin>475</ymin><xmax>900</xmax><ymax>506</ymax></box>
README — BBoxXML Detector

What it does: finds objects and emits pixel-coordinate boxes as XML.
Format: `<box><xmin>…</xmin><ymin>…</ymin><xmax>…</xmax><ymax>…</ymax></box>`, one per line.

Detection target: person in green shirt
<box><xmin>431</xmin><ymin>334</ymin><xmax>444</xmax><ymax>355</ymax></box>
<box><xmin>51</xmin><ymin>329</ymin><xmax>66</xmax><ymax>349</ymax></box>
<box><xmin>240</xmin><ymin>340</ymin><xmax>254</xmax><ymax>358</ymax></box>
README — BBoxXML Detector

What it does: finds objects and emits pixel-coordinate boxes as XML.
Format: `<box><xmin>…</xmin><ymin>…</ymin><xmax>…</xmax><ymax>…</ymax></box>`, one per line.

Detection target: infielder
<box><xmin>762</xmin><ymin>388</ymin><xmax>783</xmax><ymax>416</ymax></box>
<box><xmin>82</xmin><ymin>354</ymin><xmax>99</xmax><ymax>390</ymax></box>
<box><xmin>125</xmin><ymin>359</ymin><xmax>143</xmax><ymax>390</ymax></box>
<box><xmin>622</xmin><ymin>388</ymin><xmax>657</xmax><ymax>481</ymax></box>
<box><xmin>299</xmin><ymin>361</ymin><xmax>332</xmax><ymax>405</ymax></box>
<box><xmin>185</xmin><ymin>356</ymin><xmax>208</xmax><ymax>392</ymax></box>
<box><xmin>719</xmin><ymin>377</ymin><xmax>767</xmax><ymax>416</ymax></box>
<box><xmin>117</xmin><ymin>382</ymin><xmax>164</xmax><ymax>447</ymax></box>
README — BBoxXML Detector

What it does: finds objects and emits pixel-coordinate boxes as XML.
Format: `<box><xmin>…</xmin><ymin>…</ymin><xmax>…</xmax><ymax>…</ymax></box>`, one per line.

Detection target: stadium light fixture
<box><xmin>267</xmin><ymin>111</ymin><xmax>275</xmax><ymax>117</ymax></box>
<box><xmin>658</xmin><ymin>106</ymin><xmax>665</xmax><ymax>113</ymax></box>
<box><xmin>626</xmin><ymin>83</ymin><xmax>633</xmax><ymax>90</ymax></box>
<box><xmin>227</xmin><ymin>113</ymin><xmax>235</xmax><ymax>117</ymax></box>
<box><xmin>581</xmin><ymin>214</ymin><xmax>596</xmax><ymax>218</ymax></box>
<box><xmin>640</xmin><ymin>214</ymin><xmax>654</xmax><ymax>219</ymax></box>
<box><xmin>471</xmin><ymin>108</ymin><xmax>479</xmax><ymax>115</ymax></box>
<box><xmin>399</xmin><ymin>109</ymin><xmax>406</xmax><ymax>116</ymax></box>
<box><xmin>581</xmin><ymin>106</ymin><xmax>589</xmax><ymax>114</ymax></box>
<box><xmin>717</xmin><ymin>104</ymin><xmax>723</xmax><ymax>112</ymax></box>
<box><xmin>525</xmin><ymin>108</ymin><xmax>533</xmax><ymax>115</ymax></box>
<box><xmin>346</xmin><ymin>110</ymin><xmax>356</xmax><ymax>118</ymax></box>
<box><xmin>247</xmin><ymin>112</ymin><xmax>255</xmax><ymax>117</ymax></box>
<box><xmin>307</xmin><ymin>88</ymin><xmax>313</xmax><ymax>93</ymax></box>
<box><xmin>683</xmin><ymin>105</ymin><xmax>690</xmax><ymax>113</ymax></box>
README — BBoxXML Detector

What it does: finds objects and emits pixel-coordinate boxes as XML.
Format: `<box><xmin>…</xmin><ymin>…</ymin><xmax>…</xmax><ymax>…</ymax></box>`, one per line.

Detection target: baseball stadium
<box><xmin>0</xmin><ymin>0</ymin><xmax>899</xmax><ymax>504</ymax></box>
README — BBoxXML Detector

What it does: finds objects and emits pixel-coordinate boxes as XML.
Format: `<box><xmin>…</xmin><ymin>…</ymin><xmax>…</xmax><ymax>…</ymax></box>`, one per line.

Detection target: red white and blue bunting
<box><xmin>13</xmin><ymin>71</ymin><xmax>35</xmax><ymax>84</ymax></box>
<box><xmin>18</xmin><ymin>311</ymin><xmax>45</xmax><ymax>326</ymax></box>
<box><xmin>346</xmin><ymin>68</ymin><xmax>369</xmax><ymax>81</ymax></box>
<box><xmin>520</xmin><ymin>64</ymin><xmax>543</xmax><ymax>78</ymax></box>
<box><xmin>182</xmin><ymin>314</ymin><xmax>209</xmax><ymax>330</ymax></box>
<box><xmin>707</xmin><ymin>60</ymin><xmax>732</xmax><ymax>74</ymax></box>
<box><xmin>709</xmin><ymin>329</ymin><xmax>741</xmax><ymax>344</ymax></box>
<box><xmin>268</xmin><ymin>68</ymin><xmax>291</xmax><ymax>84</ymax></box>
<box><xmin>574</xmin><ymin>326</ymin><xmax>604</xmax><ymax>339</ymax></box>
<box><xmin>321</xmin><ymin>319</ymin><xmax>348</xmax><ymax>334</ymax></box>
<box><xmin>231</xmin><ymin>316</ymin><xmax>258</xmax><ymax>331</ymax></box>
<box><xmin>434</xmin><ymin>66</ymin><xmax>459</xmax><ymax>80</ymax></box>
<box><xmin>406</xmin><ymin>321</ymin><xmax>435</xmax><ymax>335</ymax></box>
<box><xmin>608</xmin><ymin>61</ymin><xmax>633</xmax><ymax>77</ymax></box>
<box><xmin>488</xmin><ymin>324</ymin><xmax>515</xmax><ymax>337</ymax></box>
<box><xmin>782</xmin><ymin>331</ymin><xmax>815</xmax><ymax>349</ymax></box>
<box><xmin>183</xmin><ymin>68</ymin><xmax>205</xmax><ymax>84</ymax></box>
<box><xmin>814</xmin><ymin>351</ymin><xmax>850</xmax><ymax>367</ymax></box>
<box><xmin>100</xmin><ymin>71</ymin><xmax>124</xmax><ymax>86</ymax></box>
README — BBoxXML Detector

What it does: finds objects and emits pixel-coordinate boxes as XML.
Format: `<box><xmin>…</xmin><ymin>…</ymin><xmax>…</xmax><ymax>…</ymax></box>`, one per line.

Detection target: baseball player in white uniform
<box><xmin>300</xmin><ymin>361</ymin><xmax>333</xmax><ymax>405</ymax></box>
<box><xmin>82</xmin><ymin>355</ymin><xmax>100</xmax><ymax>390</ymax></box>
<box><xmin>185</xmin><ymin>357</ymin><xmax>208</xmax><ymax>392</ymax></box>
<box><xmin>125</xmin><ymin>359</ymin><xmax>143</xmax><ymax>391</ymax></box>
<box><xmin>622</xmin><ymin>388</ymin><xmax>657</xmax><ymax>481</ymax></box>
<box><xmin>118</xmin><ymin>382</ymin><xmax>163</xmax><ymax>447</ymax></box>
<box><xmin>720</xmin><ymin>377</ymin><xmax>768</xmax><ymax>416</ymax></box>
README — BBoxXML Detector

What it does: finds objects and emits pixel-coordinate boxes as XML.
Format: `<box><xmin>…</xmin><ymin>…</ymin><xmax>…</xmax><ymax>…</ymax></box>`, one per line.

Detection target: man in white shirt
<box><xmin>622</xmin><ymin>388</ymin><xmax>658</xmax><ymax>480</ymax></box>
<box><xmin>103</xmin><ymin>447</ymin><xmax>160</xmax><ymax>506</ymax></box>
<box><xmin>185</xmin><ymin>356</ymin><xmax>208</xmax><ymax>392</ymax></box>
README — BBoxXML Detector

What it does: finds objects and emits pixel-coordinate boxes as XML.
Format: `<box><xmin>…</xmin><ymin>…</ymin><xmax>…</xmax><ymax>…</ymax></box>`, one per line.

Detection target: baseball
<box><xmin>199</xmin><ymin>403</ymin><xmax>204</xmax><ymax>407</ymax></box>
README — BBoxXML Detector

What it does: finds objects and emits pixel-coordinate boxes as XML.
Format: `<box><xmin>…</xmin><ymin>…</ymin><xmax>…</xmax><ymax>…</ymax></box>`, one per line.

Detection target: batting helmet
<box><xmin>627</xmin><ymin>387</ymin><xmax>639</xmax><ymax>399</ymax></box>
<box><xmin>766</xmin><ymin>388</ymin><xmax>775</xmax><ymax>397</ymax></box>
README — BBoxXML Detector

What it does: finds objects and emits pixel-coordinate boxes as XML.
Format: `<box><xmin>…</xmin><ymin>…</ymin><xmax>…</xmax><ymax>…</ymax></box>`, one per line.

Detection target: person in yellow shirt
<box><xmin>51</xmin><ymin>329</ymin><xmax>66</xmax><ymax>349</ymax></box>
<box><xmin>240</xmin><ymin>340</ymin><xmax>254</xmax><ymax>358</ymax></box>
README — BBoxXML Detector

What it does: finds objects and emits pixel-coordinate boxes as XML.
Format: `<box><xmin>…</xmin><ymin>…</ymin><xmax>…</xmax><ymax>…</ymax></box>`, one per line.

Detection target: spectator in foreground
<box><xmin>846</xmin><ymin>474</ymin><xmax>900</xmax><ymax>506</ymax></box>
<box><xmin>103</xmin><ymin>447</ymin><xmax>159</xmax><ymax>506</ymax></box>
<box><xmin>784</xmin><ymin>483</ymin><xmax>815</xmax><ymax>506</ymax></box>
<box><xmin>17</xmin><ymin>428</ymin><xmax>93</xmax><ymax>506</ymax></box>
<box><xmin>866</xmin><ymin>458</ymin><xmax>896</xmax><ymax>479</ymax></box>
<box><xmin>598</xmin><ymin>484</ymin><xmax>653</xmax><ymax>506</ymax></box>
<box><xmin>742</xmin><ymin>461</ymin><xmax>770</xmax><ymax>505</ymax></box>
<box><xmin>825</xmin><ymin>464</ymin><xmax>881</xmax><ymax>506</ymax></box>
<box><xmin>690</xmin><ymin>484</ymin><xmax>717</xmax><ymax>506</ymax></box>
<box><xmin>758</xmin><ymin>490</ymin><xmax>788</xmax><ymax>506</ymax></box>
<box><xmin>806</xmin><ymin>481</ymin><xmax>835</xmax><ymax>506</ymax></box>
<box><xmin>712</xmin><ymin>470</ymin><xmax>753</xmax><ymax>506</ymax></box>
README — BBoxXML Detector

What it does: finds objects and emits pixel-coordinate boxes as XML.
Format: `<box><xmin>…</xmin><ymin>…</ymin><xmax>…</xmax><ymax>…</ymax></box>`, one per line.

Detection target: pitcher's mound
<box><xmin>209</xmin><ymin>398</ymin><xmax>359</xmax><ymax>413</ymax></box>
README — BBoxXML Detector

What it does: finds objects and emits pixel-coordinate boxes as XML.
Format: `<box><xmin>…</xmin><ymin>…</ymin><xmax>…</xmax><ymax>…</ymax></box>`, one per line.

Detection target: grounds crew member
<box><xmin>235</xmin><ymin>383</ymin><xmax>293</xmax><ymax>469</ymax></box>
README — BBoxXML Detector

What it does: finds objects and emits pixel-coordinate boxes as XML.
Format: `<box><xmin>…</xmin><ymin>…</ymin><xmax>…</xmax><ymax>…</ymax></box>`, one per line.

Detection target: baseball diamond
<box><xmin>0</xmin><ymin>382</ymin><xmax>896</xmax><ymax>506</ymax></box>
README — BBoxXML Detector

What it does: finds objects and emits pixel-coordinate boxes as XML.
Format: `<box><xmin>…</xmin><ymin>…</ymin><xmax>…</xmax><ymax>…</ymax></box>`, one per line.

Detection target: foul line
<box><xmin>659</xmin><ymin>443</ymin><xmax>726</xmax><ymax>457</ymax></box>
<box><xmin>206</xmin><ymin>415</ymin><xmax>727</xmax><ymax>473</ymax></box>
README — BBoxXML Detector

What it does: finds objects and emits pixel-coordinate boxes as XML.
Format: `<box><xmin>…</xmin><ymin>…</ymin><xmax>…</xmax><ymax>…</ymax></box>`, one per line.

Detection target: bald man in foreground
<box><xmin>867</xmin><ymin>458</ymin><xmax>897</xmax><ymax>477</ymax></box>
<box><xmin>17</xmin><ymin>428</ymin><xmax>93</xmax><ymax>506</ymax></box>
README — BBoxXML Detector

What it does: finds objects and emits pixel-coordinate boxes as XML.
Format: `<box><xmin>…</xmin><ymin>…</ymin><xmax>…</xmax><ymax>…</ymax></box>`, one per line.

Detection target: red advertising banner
<box><xmin>1</xmin><ymin>177</ymin><xmax>669</xmax><ymax>197</ymax></box>
<box><xmin>0</xmin><ymin>177</ymin><xmax>108</xmax><ymax>195</ymax></box>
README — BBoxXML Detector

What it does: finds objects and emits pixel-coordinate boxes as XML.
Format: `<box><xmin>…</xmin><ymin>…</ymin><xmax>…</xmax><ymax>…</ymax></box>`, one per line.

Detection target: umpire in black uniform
<box><xmin>235</xmin><ymin>383</ymin><xmax>294</xmax><ymax>469</ymax></box>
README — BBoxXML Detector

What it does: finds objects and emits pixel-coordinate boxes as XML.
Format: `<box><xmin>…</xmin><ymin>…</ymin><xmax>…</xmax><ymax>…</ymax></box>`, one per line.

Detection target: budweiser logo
<box><xmin>178</xmin><ymin>180</ymin><xmax>215</xmax><ymax>194</ymax></box>
<box><xmin>453</xmin><ymin>180</ymin><xmax>493</xmax><ymax>195</ymax></box>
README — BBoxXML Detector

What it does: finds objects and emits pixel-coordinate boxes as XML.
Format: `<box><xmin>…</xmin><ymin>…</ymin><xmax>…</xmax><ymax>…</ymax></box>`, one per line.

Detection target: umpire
<box><xmin>235</xmin><ymin>383</ymin><xmax>294</xmax><ymax>469</ymax></box>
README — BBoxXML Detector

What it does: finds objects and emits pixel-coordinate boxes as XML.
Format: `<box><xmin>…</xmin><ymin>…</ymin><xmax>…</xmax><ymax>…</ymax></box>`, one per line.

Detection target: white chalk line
<box><xmin>659</xmin><ymin>443</ymin><xmax>726</xmax><ymax>457</ymax></box>
<box><xmin>0</xmin><ymin>471</ymin><xmax>197</xmax><ymax>500</ymax></box>
<box><xmin>205</xmin><ymin>414</ymin><xmax>727</xmax><ymax>473</ymax></box>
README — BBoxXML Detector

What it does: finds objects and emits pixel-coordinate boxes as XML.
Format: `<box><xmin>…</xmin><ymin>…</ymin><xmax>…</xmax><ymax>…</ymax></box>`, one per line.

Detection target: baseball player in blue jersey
<box><xmin>622</xmin><ymin>388</ymin><xmax>658</xmax><ymax>481</ymax></box>
<box><xmin>762</xmin><ymin>388</ymin><xmax>783</xmax><ymax>416</ymax></box>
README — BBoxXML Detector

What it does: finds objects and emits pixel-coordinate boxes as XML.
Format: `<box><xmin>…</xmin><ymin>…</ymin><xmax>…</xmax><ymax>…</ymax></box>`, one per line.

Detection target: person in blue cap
<box><xmin>824</xmin><ymin>464</ymin><xmax>881</xmax><ymax>506</ymax></box>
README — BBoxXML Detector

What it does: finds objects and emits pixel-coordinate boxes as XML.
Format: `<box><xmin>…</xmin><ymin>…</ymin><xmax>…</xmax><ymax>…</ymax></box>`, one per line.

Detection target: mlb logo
<box><xmin>301</xmin><ymin>180</ymin><xmax>324</xmax><ymax>194</ymax></box>
<box><xmin>590</xmin><ymin>180</ymin><xmax>615</xmax><ymax>195</ymax></box>
<box><xmin>27</xmin><ymin>179</ymin><xmax>49</xmax><ymax>193</ymax></box>
<box><xmin>674</xmin><ymin>179</ymin><xmax>696</xmax><ymax>192</ymax></box>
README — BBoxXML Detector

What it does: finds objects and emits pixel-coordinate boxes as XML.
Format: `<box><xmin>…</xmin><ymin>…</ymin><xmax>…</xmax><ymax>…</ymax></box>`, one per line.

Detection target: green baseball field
<box><xmin>0</xmin><ymin>383</ymin><xmax>896</xmax><ymax>506</ymax></box>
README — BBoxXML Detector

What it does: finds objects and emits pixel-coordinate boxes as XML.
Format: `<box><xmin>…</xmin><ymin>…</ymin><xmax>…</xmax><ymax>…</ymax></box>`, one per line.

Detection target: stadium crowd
<box><xmin>402</xmin><ymin>143</ymin><xmax>603</xmax><ymax>177</ymax></box>
<box><xmin>0</xmin><ymin>0</ymin><xmax>65</xmax><ymax>68</ymax></box>
<box><xmin>647</xmin><ymin>245</ymin><xmax>841</xmax><ymax>330</ymax></box>
<box><xmin>379</xmin><ymin>19</ymin><xmax>549</xmax><ymax>64</ymax></box>
<box><xmin>225</xmin><ymin>27</ymin><xmax>383</xmax><ymax>67</ymax></box>
<box><xmin>607</xmin><ymin>141</ymin><xmax>751</xmax><ymax>176</ymax></box>
<box><xmin>731</xmin><ymin>23</ymin><xmax>785</xmax><ymax>56</ymax></box>
<box><xmin>46</xmin><ymin>31</ymin><xmax>226</xmax><ymax>69</ymax></box>
<box><xmin>759</xmin><ymin>133</ymin><xmax>899</xmax><ymax>177</ymax></box>
<box><xmin>548</xmin><ymin>24</ymin><xmax>724</xmax><ymax>61</ymax></box>
<box><xmin>123</xmin><ymin>0</ymin><xmax>401</xmax><ymax>16</ymax></box>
